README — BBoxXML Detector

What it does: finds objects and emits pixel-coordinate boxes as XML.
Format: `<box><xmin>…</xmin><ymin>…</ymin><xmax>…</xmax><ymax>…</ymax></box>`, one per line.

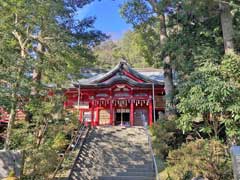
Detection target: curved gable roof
<box><xmin>90</xmin><ymin>61</ymin><xmax>161</xmax><ymax>83</ymax></box>
<box><xmin>73</xmin><ymin>61</ymin><xmax>164</xmax><ymax>88</ymax></box>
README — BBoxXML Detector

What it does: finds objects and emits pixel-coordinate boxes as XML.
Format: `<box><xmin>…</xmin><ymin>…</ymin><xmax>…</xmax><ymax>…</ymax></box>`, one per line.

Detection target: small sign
<box><xmin>231</xmin><ymin>146</ymin><xmax>240</xmax><ymax>180</ymax></box>
<box><xmin>155</xmin><ymin>96</ymin><xmax>165</xmax><ymax>108</ymax></box>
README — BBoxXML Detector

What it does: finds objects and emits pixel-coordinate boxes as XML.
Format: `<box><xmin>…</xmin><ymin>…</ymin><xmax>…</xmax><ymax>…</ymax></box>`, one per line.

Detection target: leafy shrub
<box><xmin>160</xmin><ymin>139</ymin><xmax>233</xmax><ymax>180</ymax></box>
<box><xmin>150</xmin><ymin>118</ymin><xmax>185</xmax><ymax>159</ymax></box>
<box><xmin>9</xmin><ymin>122</ymin><xmax>33</xmax><ymax>149</ymax></box>
<box><xmin>24</xmin><ymin>146</ymin><xmax>59</xmax><ymax>179</ymax></box>
<box><xmin>52</xmin><ymin>132</ymin><xmax>69</xmax><ymax>151</ymax></box>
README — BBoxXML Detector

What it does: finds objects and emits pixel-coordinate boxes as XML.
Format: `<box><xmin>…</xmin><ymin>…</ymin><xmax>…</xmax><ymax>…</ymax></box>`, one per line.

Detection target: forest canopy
<box><xmin>0</xmin><ymin>0</ymin><xmax>240</xmax><ymax>179</ymax></box>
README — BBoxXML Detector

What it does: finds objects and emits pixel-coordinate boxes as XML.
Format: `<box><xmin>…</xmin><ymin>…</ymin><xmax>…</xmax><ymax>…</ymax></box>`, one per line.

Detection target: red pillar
<box><xmin>96</xmin><ymin>108</ymin><xmax>99</xmax><ymax>126</ymax></box>
<box><xmin>91</xmin><ymin>101</ymin><xmax>94</xmax><ymax>127</ymax></box>
<box><xmin>130</xmin><ymin>100</ymin><xmax>134</xmax><ymax>126</ymax></box>
<box><xmin>149</xmin><ymin>99</ymin><xmax>153</xmax><ymax>126</ymax></box>
<box><xmin>110</xmin><ymin>101</ymin><xmax>113</xmax><ymax>125</ymax></box>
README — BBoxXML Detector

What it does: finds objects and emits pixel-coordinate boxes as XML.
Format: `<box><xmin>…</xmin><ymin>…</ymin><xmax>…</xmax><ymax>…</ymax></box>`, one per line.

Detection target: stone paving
<box><xmin>69</xmin><ymin>126</ymin><xmax>155</xmax><ymax>180</ymax></box>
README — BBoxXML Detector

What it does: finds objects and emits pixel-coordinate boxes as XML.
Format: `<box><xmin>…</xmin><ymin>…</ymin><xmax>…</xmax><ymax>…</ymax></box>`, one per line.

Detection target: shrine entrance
<box><xmin>66</xmin><ymin>61</ymin><xmax>166</xmax><ymax>127</ymax></box>
<box><xmin>115</xmin><ymin>109</ymin><xmax>130</xmax><ymax>126</ymax></box>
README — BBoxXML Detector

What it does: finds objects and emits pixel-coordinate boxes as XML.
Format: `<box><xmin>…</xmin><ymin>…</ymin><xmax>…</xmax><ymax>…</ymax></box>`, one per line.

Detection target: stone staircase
<box><xmin>69</xmin><ymin>126</ymin><xmax>155</xmax><ymax>180</ymax></box>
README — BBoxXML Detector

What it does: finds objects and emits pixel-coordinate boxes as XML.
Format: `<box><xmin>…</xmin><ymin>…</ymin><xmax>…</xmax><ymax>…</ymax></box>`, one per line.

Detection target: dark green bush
<box><xmin>160</xmin><ymin>139</ymin><xmax>233</xmax><ymax>180</ymax></box>
<box><xmin>150</xmin><ymin>118</ymin><xmax>185</xmax><ymax>159</ymax></box>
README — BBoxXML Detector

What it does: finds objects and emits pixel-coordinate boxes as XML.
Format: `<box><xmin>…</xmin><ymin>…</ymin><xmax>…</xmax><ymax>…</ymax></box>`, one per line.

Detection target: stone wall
<box><xmin>0</xmin><ymin>150</ymin><xmax>22</xmax><ymax>178</ymax></box>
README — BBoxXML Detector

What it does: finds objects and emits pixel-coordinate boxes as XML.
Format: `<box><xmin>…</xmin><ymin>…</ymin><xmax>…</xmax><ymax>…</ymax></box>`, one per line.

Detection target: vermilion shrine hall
<box><xmin>64</xmin><ymin>61</ymin><xmax>165</xmax><ymax>126</ymax></box>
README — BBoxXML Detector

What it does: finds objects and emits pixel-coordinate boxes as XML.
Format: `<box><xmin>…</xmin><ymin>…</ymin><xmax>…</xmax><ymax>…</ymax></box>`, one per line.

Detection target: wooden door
<box><xmin>99</xmin><ymin>110</ymin><xmax>110</xmax><ymax>125</ymax></box>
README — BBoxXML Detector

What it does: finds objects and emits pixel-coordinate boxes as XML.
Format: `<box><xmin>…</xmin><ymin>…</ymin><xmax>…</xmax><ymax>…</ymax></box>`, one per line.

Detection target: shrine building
<box><xmin>64</xmin><ymin>61</ymin><xmax>165</xmax><ymax>126</ymax></box>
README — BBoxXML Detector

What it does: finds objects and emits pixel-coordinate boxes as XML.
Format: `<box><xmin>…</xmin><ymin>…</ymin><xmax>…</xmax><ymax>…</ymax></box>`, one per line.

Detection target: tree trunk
<box><xmin>4</xmin><ymin>65</ymin><xmax>24</xmax><ymax>150</ymax></box>
<box><xmin>159</xmin><ymin>14</ymin><xmax>176</xmax><ymax>118</ymax></box>
<box><xmin>36</xmin><ymin>120</ymin><xmax>48</xmax><ymax>148</ymax></box>
<box><xmin>147</xmin><ymin>1</ymin><xmax>176</xmax><ymax>118</ymax></box>
<box><xmin>220</xmin><ymin>2</ymin><xmax>234</xmax><ymax>54</ymax></box>
<box><xmin>31</xmin><ymin>42</ymin><xmax>43</xmax><ymax>96</ymax></box>
<box><xmin>163</xmin><ymin>56</ymin><xmax>175</xmax><ymax>115</ymax></box>
<box><xmin>220</xmin><ymin>2</ymin><xmax>237</xmax><ymax>145</ymax></box>
<box><xmin>5</xmin><ymin>29</ymin><xmax>27</xmax><ymax>150</ymax></box>
<box><xmin>4</xmin><ymin>97</ymin><xmax>17</xmax><ymax>150</ymax></box>
<box><xmin>31</xmin><ymin>69</ymin><xmax>42</xmax><ymax>96</ymax></box>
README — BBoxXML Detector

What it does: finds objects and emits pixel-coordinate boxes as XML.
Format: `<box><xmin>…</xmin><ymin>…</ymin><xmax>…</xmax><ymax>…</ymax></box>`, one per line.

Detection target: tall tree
<box><xmin>162</xmin><ymin>0</ymin><xmax>240</xmax><ymax>141</ymax></box>
<box><xmin>0</xmin><ymin>0</ymin><xmax>106</xmax><ymax>150</ymax></box>
<box><xmin>220</xmin><ymin>1</ymin><xmax>236</xmax><ymax>54</ymax></box>
<box><xmin>121</xmin><ymin>0</ymin><xmax>176</xmax><ymax>117</ymax></box>
<box><xmin>0</xmin><ymin>0</ymin><xmax>33</xmax><ymax>149</ymax></box>
<box><xmin>94</xmin><ymin>30</ymin><xmax>150</xmax><ymax>69</ymax></box>
<box><xmin>1</xmin><ymin>0</ymin><xmax>107</xmax><ymax>178</ymax></box>
<box><xmin>94</xmin><ymin>40</ymin><xmax>119</xmax><ymax>69</ymax></box>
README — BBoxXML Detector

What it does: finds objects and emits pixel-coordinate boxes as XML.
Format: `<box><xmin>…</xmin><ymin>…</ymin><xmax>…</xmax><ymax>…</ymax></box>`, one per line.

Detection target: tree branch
<box><xmin>14</xmin><ymin>13</ymin><xmax>18</xmax><ymax>25</ymax></box>
<box><xmin>215</xmin><ymin>0</ymin><xmax>240</xmax><ymax>8</ymax></box>
<box><xmin>12</xmin><ymin>30</ymin><xmax>29</xmax><ymax>58</ymax></box>
<box><xmin>148</xmin><ymin>0</ymin><xmax>158</xmax><ymax>12</ymax></box>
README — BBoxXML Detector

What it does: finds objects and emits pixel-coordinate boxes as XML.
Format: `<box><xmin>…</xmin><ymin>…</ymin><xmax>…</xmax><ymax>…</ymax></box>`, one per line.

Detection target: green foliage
<box><xmin>120</xmin><ymin>1</ymin><xmax>162</xmax><ymax>67</ymax></box>
<box><xmin>120</xmin><ymin>0</ymin><xmax>240</xmax><ymax>178</ymax></box>
<box><xmin>220</xmin><ymin>54</ymin><xmax>240</xmax><ymax>143</ymax></box>
<box><xmin>24</xmin><ymin>145</ymin><xmax>59</xmax><ymax>179</ymax></box>
<box><xmin>94</xmin><ymin>30</ymin><xmax>150</xmax><ymax>69</ymax></box>
<box><xmin>160</xmin><ymin>139</ymin><xmax>233</xmax><ymax>180</ymax></box>
<box><xmin>120</xmin><ymin>0</ymin><xmax>152</xmax><ymax>27</ymax></box>
<box><xmin>0</xmin><ymin>0</ymin><xmax>106</xmax><ymax>178</ymax></box>
<box><xmin>9</xmin><ymin>114</ymin><xmax>77</xmax><ymax>178</ymax></box>
<box><xmin>9</xmin><ymin>122</ymin><xmax>34</xmax><ymax>149</ymax></box>
<box><xmin>52</xmin><ymin>132</ymin><xmax>69</xmax><ymax>151</ymax></box>
<box><xmin>93</xmin><ymin>40</ymin><xmax>119</xmax><ymax>69</ymax></box>
<box><xmin>115</xmin><ymin>31</ymin><xmax>149</xmax><ymax>67</ymax></box>
<box><xmin>177</xmin><ymin>61</ymin><xmax>240</xmax><ymax>139</ymax></box>
<box><xmin>150</xmin><ymin>119</ymin><xmax>185</xmax><ymax>159</ymax></box>
<box><xmin>164</xmin><ymin>0</ymin><xmax>224</xmax><ymax>76</ymax></box>
<box><xmin>221</xmin><ymin>53</ymin><xmax>240</xmax><ymax>84</ymax></box>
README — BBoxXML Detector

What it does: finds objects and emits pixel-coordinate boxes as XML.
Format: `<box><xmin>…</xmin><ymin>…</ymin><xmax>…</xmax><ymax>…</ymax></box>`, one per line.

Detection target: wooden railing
<box><xmin>67</xmin><ymin>126</ymin><xmax>90</xmax><ymax>179</ymax></box>
<box><xmin>50</xmin><ymin>121</ymin><xmax>90</xmax><ymax>179</ymax></box>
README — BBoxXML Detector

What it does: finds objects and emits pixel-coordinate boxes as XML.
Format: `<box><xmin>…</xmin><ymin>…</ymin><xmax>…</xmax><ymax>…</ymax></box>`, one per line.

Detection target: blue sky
<box><xmin>76</xmin><ymin>0</ymin><xmax>132</xmax><ymax>40</ymax></box>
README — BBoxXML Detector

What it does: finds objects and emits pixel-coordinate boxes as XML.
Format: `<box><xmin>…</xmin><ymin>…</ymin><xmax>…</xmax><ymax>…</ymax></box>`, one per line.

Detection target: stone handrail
<box><xmin>144</xmin><ymin>122</ymin><xmax>160</xmax><ymax>180</ymax></box>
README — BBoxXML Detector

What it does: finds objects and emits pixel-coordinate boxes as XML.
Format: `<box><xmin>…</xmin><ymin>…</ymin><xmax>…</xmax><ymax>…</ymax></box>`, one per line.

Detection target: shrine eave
<box><xmin>72</xmin><ymin>61</ymin><xmax>165</xmax><ymax>89</ymax></box>
<box><xmin>85</xmin><ymin>61</ymin><xmax>161</xmax><ymax>84</ymax></box>
<box><xmin>73</xmin><ymin>77</ymin><xmax>164</xmax><ymax>88</ymax></box>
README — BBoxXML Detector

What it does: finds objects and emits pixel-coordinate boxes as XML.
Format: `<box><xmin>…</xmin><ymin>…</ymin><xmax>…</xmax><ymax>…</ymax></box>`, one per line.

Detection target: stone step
<box><xmin>109</xmin><ymin>167</ymin><xmax>154</xmax><ymax>172</ymax></box>
<box><xmin>69</xmin><ymin>127</ymin><xmax>153</xmax><ymax>180</ymax></box>
<box><xmin>116</xmin><ymin>171</ymin><xmax>155</xmax><ymax>177</ymax></box>
<box><xmin>121</xmin><ymin>164</ymin><xmax>154</xmax><ymax>169</ymax></box>
<box><xmin>98</xmin><ymin>176</ymin><xmax>155</xmax><ymax>180</ymax></box>
<box><xmin>101</xmin><ymin>159</ymin><xmax>153</xmax><ymax>164</ymax></box>
<box><xmin>77</xmin><ymin>164</ymin><xmax>154</xmax><ymax>171</ymax></box>
<box><xmin>78</xmin><ymin>155</ymin><xmax>152</xmax><ymax>163</ymax></box>
<box><xmin>97</xmin><ymin>163</ymin><xmax>154</xmax><ymax>168</ymax></box>
<box><xmin>77</xmin><ymin>151</ymin><xmax>151</xmax><ymax>158</ymax></box>
<box><xmin>86</xmin><ymin>167</ymin><xmax>154</xmax><ymax>174</ymax></box>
